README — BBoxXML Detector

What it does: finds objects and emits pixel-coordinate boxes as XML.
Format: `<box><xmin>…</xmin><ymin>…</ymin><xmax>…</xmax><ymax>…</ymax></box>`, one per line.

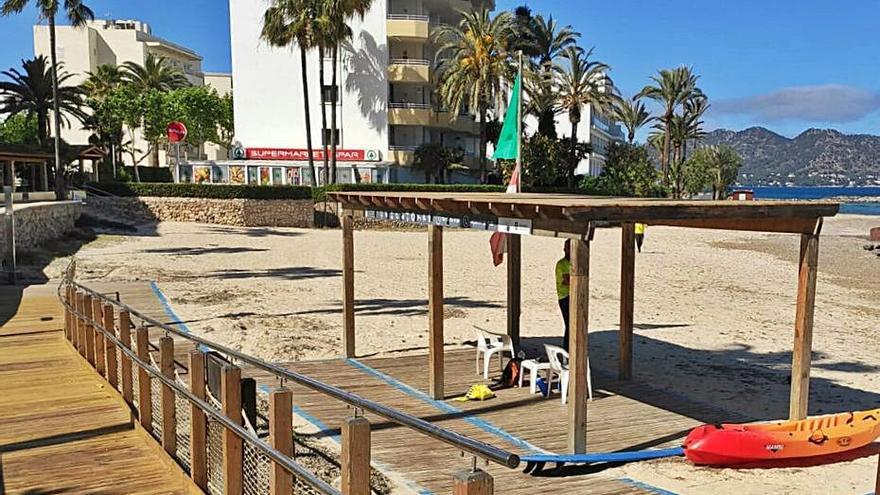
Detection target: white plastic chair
<box><xmin>543</xmin><ymin>344</ymin><xmax>592</xmax><ymax>404</ymax></box>
<box><xmin>475</xmin><ymin>329</ymin><xmax>515</xmax><ymax>379</ymax></box>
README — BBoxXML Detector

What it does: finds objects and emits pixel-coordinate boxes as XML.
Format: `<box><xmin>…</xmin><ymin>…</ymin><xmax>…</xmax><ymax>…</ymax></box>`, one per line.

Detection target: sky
<box><xmin>1</xmin><ymin>0</ymin><xmax>878</xmax><ymax>138</ymax></box>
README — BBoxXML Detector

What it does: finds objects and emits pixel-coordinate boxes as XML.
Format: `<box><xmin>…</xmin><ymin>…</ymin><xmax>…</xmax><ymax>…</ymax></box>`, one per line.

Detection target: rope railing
<box><xmin>60</xmin><ymin>269</ymin><xmax>520</xmax><ymax>470</ymax></box>
<box><xmin>58</xmin><ymin>273</ymin><xmax>340</xmax><ymax>495</ymax></box>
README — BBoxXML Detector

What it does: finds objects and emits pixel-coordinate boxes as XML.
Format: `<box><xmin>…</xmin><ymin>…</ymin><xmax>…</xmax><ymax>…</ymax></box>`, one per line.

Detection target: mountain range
<box><xmin>702</xmin><ymin>127</ymin><xmax>880</xmax><ymax>186</ymax></box>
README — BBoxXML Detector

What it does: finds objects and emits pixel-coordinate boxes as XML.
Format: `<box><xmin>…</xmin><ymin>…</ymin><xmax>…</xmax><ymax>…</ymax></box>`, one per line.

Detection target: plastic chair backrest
<box><xmin>545</xmin><ymin>344</ymin><xmax>569</xmax><ymax>371</ymax></box>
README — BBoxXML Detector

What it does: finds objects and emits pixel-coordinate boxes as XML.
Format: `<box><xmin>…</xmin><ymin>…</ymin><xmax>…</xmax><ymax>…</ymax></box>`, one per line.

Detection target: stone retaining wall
<box><xmin>1</xmin><ymin>201</ymin><xmax>81</xmax><ymax>264</ymax></box>
<box><xmin>84</xmin><ymin>196</ymin><xmax>314</xmax><ymax>228</ymax></box>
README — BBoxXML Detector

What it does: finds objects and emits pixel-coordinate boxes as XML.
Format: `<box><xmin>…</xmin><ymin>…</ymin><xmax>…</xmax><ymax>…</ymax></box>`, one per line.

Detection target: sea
<box><xmin>747</xmin><ymin>186</ymin><xmax>880</xmax><ymax>216</ymax></box>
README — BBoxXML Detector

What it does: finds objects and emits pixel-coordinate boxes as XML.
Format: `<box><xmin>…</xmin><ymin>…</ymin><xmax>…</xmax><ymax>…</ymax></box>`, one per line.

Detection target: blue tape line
<box><xmin>346</xmin><ymin>358</ymin><xmax>547</xmax><ymax>455</ymax></box>
<box><xmin>149</xmin><ymin>280</ymin><xmax>213</xmax><ymax>352</ymax></box>
<box><xmin>256</xmin><ymin>384</ymin><xmax>434</xmax><ymax>495</ymax></box>
<box><xmin>618</xmin><ymin>478</ymin><xmax>680</xmax><ymax>495</ymax></box>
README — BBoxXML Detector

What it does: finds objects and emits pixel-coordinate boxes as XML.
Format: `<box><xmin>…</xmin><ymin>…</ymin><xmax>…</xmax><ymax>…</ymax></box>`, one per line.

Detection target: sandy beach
<box><xmin>45</xmin><ymin>214</ymin><xmax>880</xmax><ymax>494</ymax></box>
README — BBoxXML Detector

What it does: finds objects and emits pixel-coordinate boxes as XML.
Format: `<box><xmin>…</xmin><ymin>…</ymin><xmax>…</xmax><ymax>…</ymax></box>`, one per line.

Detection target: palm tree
<box><xmin>318</xmin><ymin>0</ymin><xmax>373</xmax><ymax>184</ymax></box>
<box><xmin>121</xmin><ymin>54</ymin><xmax>188</xmax><ymax>166</ymax></box>
<box><xmin>527</xmin><ymin>15</ymin><xmax>578</xmax><ymax>137</ymax></box>
<box><xmin>120</xmin><ymin>54</ymin><xmax>189</xmax><ymax>92</ymax></box>
<box><xmin>532</xmin><ymin>15</ymin><xmax>579</xmax><ymax>67</ymax></box>
<box><xmin>434</xmin><ymin>9</ymin><xmax>515</xmax><ymax>183</ymax></box>
<box><xmin>638</xmin><ymin>66</ymin><xmax>700</xmax><ymax>186</ymax></box>
<box><xmin>2</xmin><ymin>0</ymin><xmax>93</xmax><ymax>199</ymax></box>
<box><xmin>681</xmin><ymin>94</ymin><xmax>708</xmax><ymax>160</ymax></box>
<box><xmin>261</xmin><ymin>0</ymin><xmax>319</xmax><ymax>187</ymax></box>
<box><xmin>611</xmin><ymin>95</ymin><xmax>652</xmax><ymax>144</ymax></box>
<box><xmin>509</xmin><ymin>5</ymin><xmax>539</xmax><ymax>58</ymax></box>
<box><xmin>554</xmin><ymin>46</ymin><xmax>613</xmax><ymax>185</ymax></box>
<box><xmin>0</xmin><ymin>56</ymin><xmax>86</xmax><ymax>148</ymax></box>
<box><xmin>82</xmin><ymin>64</ymin><xmax>122</xmax><ymax>102</ymax></box>
<box><xmin>524</xmin><ymin>67</ymin><xmax>558</xmax><ymax>138</ymax></box>
<box><xmin>83</xmin><ymin>64</ymin><xmax>124</xmax><ymax>173</ymax></box>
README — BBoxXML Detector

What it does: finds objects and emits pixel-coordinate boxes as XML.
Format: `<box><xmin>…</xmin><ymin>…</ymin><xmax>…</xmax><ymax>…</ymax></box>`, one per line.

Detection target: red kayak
<box><xmin>683</xmin><ymin>409</ymin><xmax>880</xmax><ymax>465</ymax></box>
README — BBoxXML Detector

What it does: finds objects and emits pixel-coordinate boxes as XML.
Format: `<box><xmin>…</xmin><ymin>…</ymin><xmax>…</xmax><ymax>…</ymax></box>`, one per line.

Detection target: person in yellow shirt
<box><xmin>635</xmin><ymin>223</ymin><xmax>646</xmax><ymax>253</ymax></box>
<box><xmin>555</xmin><ymin>239</ymin><xmax>571</xmax><ymax>350</ymax></box>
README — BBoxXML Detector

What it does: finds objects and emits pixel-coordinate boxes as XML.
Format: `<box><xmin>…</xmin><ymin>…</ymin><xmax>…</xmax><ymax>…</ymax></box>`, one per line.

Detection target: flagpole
<box><xmin>515</xmin><ymin>51</ymin><xmax>523</xmax><ymax>193</ymax></box>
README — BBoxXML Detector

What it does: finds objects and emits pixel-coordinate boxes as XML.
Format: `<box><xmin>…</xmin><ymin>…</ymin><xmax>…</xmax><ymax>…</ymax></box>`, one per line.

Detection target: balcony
<box><xmin>388</xmin><ymin>145</ymin><xmax>417</xmax><ymax>165</ymax></box>
<box><xmin>387</xmin><ymin>59</ymin><xmax>430</xmax><ymax>83</ymax></box>
<box><xmin>388</xmin><ymin>104</ymin><xmax>480</xmax><ymax>134</ymax></box>
<box><xmin>387</xmin><ymin>14</ymin><xmax>430</xmax><ymax>41</ymax></box>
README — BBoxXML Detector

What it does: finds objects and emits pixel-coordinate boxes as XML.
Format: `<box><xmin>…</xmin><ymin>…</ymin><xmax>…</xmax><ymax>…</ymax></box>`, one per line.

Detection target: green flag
<box><xmin>492</xmin><ymin>72</ymin><xmax>521</xmax><ymax>161</ymax></box>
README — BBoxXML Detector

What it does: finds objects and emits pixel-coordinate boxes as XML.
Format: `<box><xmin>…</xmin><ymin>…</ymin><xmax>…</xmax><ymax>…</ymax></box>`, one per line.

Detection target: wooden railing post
<box><xmin>341</xmin><ymin>416</ymin><xmax>370</xmax><ymax>495</ymax></box>
<box><xmin>136</xmin><ymin>325</ymin><xmax>152</xmax><ymax>433</ymax></box>
<box><xmin>119</xmin><ymin>311</ymin><xmax>133</xmax><ymax>403</ymax></box>
<box><xmin>453</xmin><ymin>469</ymin><xmax>493</xmax><ymax>495</ymax></box>
<box><xmin>74</xmin><ymin>292</ymin><xmax>85</xmax><ymax>353</ymax></box>
<box><xmin>160</xmin><ymin>336</ymin><xmax>177</xmax><ymax>456</ymax></box>
<box><xmin>342</xmin><ymin>214</ymin><xmax>355</xmax><ymax>358</ymax></box>
<box><xmin>222</xmin><ymin>365</ymin><xmax>243</xmax><ymax>495</ymax></box>
<box><xmin>189</xmin><ymin>350</ymin><xmax>208</xmax><ymax>491</ymax></box>
<box><xmin>63</xmin><ymin>286</ymin><xmax>72</xmax><ymax>340</ymax></box>
<box><xmin>83</xmin><ymin>293</ymin><xmax>95</xmax><ymax>366</ymax></box>
<box><xmin>92</xmin><ymin>297</ymin><xmax>105</xmax><ymax>376</ymax></box>
<box><xmin>269</xmin><ymin>387</ymin><xmax>293</xmax><ymax>495</ymax></box>
<box><xmin>103</xmin><ymin>303</ymin><xmax>117</xmax><ymax>388</ymax></box>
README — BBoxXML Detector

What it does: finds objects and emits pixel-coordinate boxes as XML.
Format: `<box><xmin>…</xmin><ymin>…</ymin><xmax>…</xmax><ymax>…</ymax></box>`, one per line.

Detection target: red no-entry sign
<box><xmin>167</xmin><ymin>121</ymin><xmax>187</xmax><ymax>143</ymax></box>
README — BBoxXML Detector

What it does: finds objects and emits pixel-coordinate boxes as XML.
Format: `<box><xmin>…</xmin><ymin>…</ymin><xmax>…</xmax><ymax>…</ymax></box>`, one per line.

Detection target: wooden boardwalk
<box><xmin>247</xmin><ymin>349</ymin><xmax>733</xmax><ymax>495</ymax></box>
<box><xmin>0</xmin><ymin>284</ymin><xmax>201</xmax><ymax>495</ymax></box>
<box><xmin>82</xmin><ymin>279</ymin><xmax>702</xmax><ymax>494</ymax></box>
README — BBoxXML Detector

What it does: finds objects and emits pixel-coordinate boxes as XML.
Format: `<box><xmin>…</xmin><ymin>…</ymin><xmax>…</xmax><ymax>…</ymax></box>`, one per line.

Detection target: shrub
<box><xmin>313</xmin><ymin>183</ymin><xmax>507</xmax><ymax>201</ymax></box>
<box><xmin>120</xmin><ymin>166</ymin><xmax>174</xmax><ymax>183</ymax></box>
<box><xmin>86</xmin><ymin>182</ymin><xmax>313</xmax><ymax>200</ymax></box>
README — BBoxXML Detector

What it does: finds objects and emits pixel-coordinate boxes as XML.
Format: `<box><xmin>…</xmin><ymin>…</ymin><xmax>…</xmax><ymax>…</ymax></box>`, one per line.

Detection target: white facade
<box><xmin>34</xmin><ymin>19</ymin><xmax>214</xmax><ymax>166</ymax></box>
<box><xmin>229</xmin><ymin>0</ymin><xmax>486</xmax><ymax>183</ymax></box>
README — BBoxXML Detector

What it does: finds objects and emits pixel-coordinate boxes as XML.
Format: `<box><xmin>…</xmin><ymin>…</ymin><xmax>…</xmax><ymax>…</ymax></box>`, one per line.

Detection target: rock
<box><xmin>871</xmin><ymin>227</ymin><xmax>880</xmax><ymax>241</ymax></box>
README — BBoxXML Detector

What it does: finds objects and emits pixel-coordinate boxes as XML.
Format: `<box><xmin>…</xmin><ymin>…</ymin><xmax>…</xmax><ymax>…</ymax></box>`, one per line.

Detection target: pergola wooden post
<box><xmin>619</xmin><ymin>223</ymin><xmax>635</xmax><ymax>380</ymax></box>
<box><xmin>342</xmin><ymin>214</ymin><xmax>356</xmax><ymax>358</ymax></box>
<box><xmin>428</xmin><ymin>224</ymin><xmax>444</xmax><ymax>400</ymax></box>
<box><xmin>567</xmin><ymin>234</ymin><xmax>591</xmax><ymax>454</ymax></box>
<box><xmin>506</xmin><ymin>234</ymin><xmax>521</xmax><ymax>347</ymax></box>
<box><xmin>789</xmin><ymin>222</ymin><xmax>821</xmax><ymax>420</ymax></box>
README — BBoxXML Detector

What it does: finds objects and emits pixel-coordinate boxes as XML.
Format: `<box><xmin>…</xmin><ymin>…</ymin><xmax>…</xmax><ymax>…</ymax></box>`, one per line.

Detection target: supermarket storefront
<box><xmin>177</xmin><ymin>147</ymin><xmax>393</xmax><ymax>186</ymax></box>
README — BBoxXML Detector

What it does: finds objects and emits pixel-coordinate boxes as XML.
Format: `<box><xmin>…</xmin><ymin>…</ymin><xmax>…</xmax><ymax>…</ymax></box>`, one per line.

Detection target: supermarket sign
<box><xmin>245</xmin><ymin>148</ymin><xmax>381</xmax><ymax>162</ymax></box>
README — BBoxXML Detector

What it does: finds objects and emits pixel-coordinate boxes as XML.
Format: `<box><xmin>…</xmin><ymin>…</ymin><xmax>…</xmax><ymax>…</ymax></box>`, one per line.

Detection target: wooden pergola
<box><xmin>329</xmin><ymin>191</ymin><xmax>840</xmax><ymax>453</ymax></box>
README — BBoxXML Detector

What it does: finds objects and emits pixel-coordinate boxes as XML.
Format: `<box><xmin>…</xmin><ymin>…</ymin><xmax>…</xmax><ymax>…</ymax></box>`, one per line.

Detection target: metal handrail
<box><xmin>63</xmin><ymin>299</ymin><xmax>340</xmax><ymax>495</ymax></box>
<box><xmin>61</xmin><ymin>275</ymin><xmax>521</xmax><ymax>469</ymax></box>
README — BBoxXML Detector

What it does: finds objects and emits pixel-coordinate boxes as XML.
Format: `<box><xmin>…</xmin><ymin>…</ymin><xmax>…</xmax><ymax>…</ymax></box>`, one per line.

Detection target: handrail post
<box><xmin>341</xmin><ymin>416</ymin><xmax>371</xmax><ymax>495</ymax></box>
<box><xmin>222</xmin><ymin>365</ymin><xmax>243</xmax><ymax>495</ymax></box>
<box><xmin>342</xmin><ymin>214</ymin><xmax>355</xmax><ymax>358</ymax></box>
<box><xmin>74</xmin><ymin>292</ymin><xmax>85</xmax><ymax>353</ymax></box>
<box><xmin>269</xmin><ymin>387</ymin><xmax>293</xmax><ymax>495</ymax></box>
<box><xmin>83</xmin><ymin>293</ymin><xmax>95</xmax><ymax>365</ymax></box>
<box><xmin>189</xmin><ymin>350</ymin><xmax>208</xmax><ymax>491</ymax></box>
<box><xmin>63</xmin><ymin>285</ymin><xmax>72</xmax><ymax>340</ymax></box>
<box><xmin>119</xmin><ymin>311</ymin><xmax>133</xmax><ymax>403</ymax></box>
<box><xmin>160</xmin><ymin>336</ymin><xmax>177</xmax><ymax>456</ymax></box>
<box><xmin>453</xmin><ymin>468</ymin><xmax>493</xmax><ymax>495</ymax></box>
<box><xmin>103</xmin><ymin>303</ymin><xmax>117</xmax><ymax>388</ymax></box>
<box><xmin>136</xmin><ymin>325</ymin><xmax>152</xmax><ymax>433</ymax></box>
<box><xmin>92</xmin><ymin>297</ymin><xmax>105</xmax><ymax>375</ymax></box>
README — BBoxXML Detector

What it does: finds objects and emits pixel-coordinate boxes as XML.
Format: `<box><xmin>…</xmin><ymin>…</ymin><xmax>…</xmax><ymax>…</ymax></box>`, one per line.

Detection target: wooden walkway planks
<box><xmin>247</xmin><ymin>349</ymin><xmax>716</xmax><ymax>494</ymax></box>
<box><xmin>0</xmin><ymin>285</ymin><xmax>201</xmax><ymax>495</ymax></box>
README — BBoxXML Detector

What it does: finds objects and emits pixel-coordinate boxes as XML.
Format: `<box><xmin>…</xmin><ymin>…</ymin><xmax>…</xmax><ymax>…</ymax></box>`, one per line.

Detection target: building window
<box><xmin>322</xmin><ymin>128</ymin><xmax>340</xmax><ymax>146</ymax></box>
<box><xmin>322</xmin><ymin>85</ymin><xmax>339</xmax><ymax>104</ymax></box>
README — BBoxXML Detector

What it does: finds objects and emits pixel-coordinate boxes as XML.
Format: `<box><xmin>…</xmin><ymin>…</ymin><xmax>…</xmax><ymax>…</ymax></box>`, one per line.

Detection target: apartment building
<box><xmin>224</xmin><ymin>0</ymin><xmax>487</xmax><ymax>185</ymax></box>
<box><xmin>34</xmin><ymin>19</ymin><xmax>230</xmax><ymax>165</ymax></box>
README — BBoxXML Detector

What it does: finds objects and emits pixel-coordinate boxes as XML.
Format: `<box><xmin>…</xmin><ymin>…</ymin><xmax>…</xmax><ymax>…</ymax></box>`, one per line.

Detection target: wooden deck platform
<box><xmin>0</xmin><ymin>284</ymin><xmax>200</xmax><ymax>495</ymax></box>
<box><xmin>247</xmin><ymin>349</ymin><xmax>739</xmax><ymax>494</ymax></box>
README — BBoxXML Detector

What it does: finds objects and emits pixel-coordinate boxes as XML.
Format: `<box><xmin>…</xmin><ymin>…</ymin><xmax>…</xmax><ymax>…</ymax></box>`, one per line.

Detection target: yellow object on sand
<box><xmin>453</xmin><ymin>384</ymin><xmax>495</xmax><ymax>402</ymax></box>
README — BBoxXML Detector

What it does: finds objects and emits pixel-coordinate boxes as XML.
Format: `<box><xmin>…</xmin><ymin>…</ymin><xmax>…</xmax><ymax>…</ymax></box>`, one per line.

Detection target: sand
<box><xmin>48</xmin><ymin>214</ymin><xmax>880</xmax><ymax>495</ymax></box>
